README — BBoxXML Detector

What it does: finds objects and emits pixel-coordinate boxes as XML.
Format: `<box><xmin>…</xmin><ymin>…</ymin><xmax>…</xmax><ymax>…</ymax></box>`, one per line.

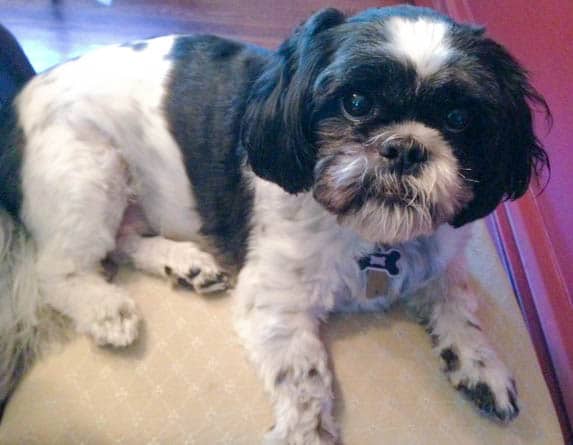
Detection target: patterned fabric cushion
<box><xmin>0</xmin><ymin>221</ymin><xmax>563</xmax><ymax>444</ymax></box>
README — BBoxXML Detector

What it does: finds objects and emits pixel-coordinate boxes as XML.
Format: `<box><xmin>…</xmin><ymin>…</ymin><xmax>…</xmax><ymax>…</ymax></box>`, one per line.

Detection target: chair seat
<box><xmin>0</xmin><ymin>221</ymin><xmax>563</xmax><ymax>444</ymax></box>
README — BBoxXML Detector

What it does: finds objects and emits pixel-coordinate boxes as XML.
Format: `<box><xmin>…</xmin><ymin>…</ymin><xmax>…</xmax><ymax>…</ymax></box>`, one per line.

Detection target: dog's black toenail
<box><xmin>187</xmin><ymin>268</ymin><xmax>201</xmax><ymax>279</ymax></box>
<box><xmin>177</xmin><ymin>277</ymin><xmax>193</xmax><ymax>289</ymax></box>
<box><xmin>164</xmin><ymin>266</ymin><xmax>172</xmax><ymax>276</ymax></box>
<box><xmin>510</xmin><ymin>378</ymin><xmax>518</xmax><ymax>395</ymax></box>
<box><xmin>466</xmin><ymin>319</ymin><xmax>482</xmax><ymax>331</ymax></box>
<box><xmin>507</xmin><ymin>388</ymin><xmax>519</xmax><ymax>417</ymax></box>
<box><xmin>275</xmin><ymin>369</ymin><xmax>288</xmax><ymax>385</ymax></box>
<box><xmin>430</xmin><ymin>333</ymin><xmax>440</xmax><ymax>347</ymax></box>
<box><xmin>308</xmin><ymin>368</ymin><xmax>319</xmax><ymax>378</ymax></box>
<box><xmin>216</xmin><ymin>271</ymin><xmax>229</xmax><ymax>281</ymax></box>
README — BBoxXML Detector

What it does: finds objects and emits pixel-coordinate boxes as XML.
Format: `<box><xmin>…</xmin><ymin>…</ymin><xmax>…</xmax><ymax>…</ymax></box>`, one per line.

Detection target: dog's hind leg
<box><xmin>21</xmin><ymin>134</ymin><xmax>140</xmax><ymax>347</ymax></box>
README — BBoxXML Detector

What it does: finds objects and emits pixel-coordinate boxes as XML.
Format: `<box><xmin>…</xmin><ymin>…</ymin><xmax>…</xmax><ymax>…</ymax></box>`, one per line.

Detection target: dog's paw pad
<box><xmin>86</xmin><ymin>298</ymin><xmax>140</xmax><ymax>347</ymax></box>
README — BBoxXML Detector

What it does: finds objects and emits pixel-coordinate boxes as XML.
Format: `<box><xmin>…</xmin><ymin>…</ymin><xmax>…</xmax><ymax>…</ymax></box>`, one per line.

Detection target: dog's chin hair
<box><xmin>338</xmin><ymin>199</ymin><xmax>439</xmax><ymax>244</ymax></box>
<box><xmin>314</xmin><ymin>134</ymin><xmax>472</xmax><ymax>244</ymax></box>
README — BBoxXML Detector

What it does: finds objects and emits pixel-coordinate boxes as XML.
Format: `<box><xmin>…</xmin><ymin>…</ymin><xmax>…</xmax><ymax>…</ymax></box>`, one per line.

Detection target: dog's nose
<box><xmin>379</xmin><ymin>140</ymin><xmax>428</xmax><ymax>175</ymax></box>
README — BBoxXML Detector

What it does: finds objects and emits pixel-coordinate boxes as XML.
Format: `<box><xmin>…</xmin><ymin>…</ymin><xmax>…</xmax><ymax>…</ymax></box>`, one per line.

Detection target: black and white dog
<box><xmin>0</xmin><ymin>5</ymin><xmax>548</xmax><ymax>443</ymax></box>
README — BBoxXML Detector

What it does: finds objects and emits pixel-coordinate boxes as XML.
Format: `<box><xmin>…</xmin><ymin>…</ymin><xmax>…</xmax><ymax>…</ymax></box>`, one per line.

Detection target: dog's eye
<box><xmin>445</xmin><ymin>109</ymin><xmax>471</xmax><ymax>132</ymax></box>
<box><xmin>342</xmin><ymin>93</ymin><xmax>373</xmax><ymax>118</ymax></box>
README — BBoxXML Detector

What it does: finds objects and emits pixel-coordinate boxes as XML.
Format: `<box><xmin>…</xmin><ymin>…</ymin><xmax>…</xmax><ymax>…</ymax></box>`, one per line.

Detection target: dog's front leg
<box><xmin>235</xmin><ymin>293</ymin><xmax>336</xmax><ymax>445</ymax></box>
<box><xmin>405</xmin><ymin>261</ymin><xmax>519</xmax><ymax>422</ymax></box>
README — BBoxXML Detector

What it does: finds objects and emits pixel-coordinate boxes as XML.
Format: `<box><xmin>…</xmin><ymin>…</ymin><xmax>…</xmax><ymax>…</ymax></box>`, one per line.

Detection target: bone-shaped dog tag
<box><xmin>359</xmin><ymin>248</ymin><xmax>402</xmax><ymax>299</ymax></box>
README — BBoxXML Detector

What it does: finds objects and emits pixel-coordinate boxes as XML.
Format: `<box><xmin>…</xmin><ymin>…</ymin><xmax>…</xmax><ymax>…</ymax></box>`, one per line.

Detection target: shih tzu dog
<box><xmin>0</xmin><ymin>5</ymin><xmax>548</xmax><ymax>443</ymax></box>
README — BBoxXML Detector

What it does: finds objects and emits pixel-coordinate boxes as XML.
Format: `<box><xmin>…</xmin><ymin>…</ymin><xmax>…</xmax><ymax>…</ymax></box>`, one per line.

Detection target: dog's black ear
<box><xmin>452</xmin><ymin>38</ymin><xmax>550</xmax><ymax>227</ymax></box>
<box><xmin>241</xmin><ymin>8</ymin><xmax>346</xmax><ymax>193</ymax></box>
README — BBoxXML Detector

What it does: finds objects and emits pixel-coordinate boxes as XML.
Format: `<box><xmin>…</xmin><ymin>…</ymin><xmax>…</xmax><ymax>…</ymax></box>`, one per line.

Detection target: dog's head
<box><xmin>241</xmin><ymin>6</ymin><xmax>549</xmax><ymax>244</ymax></box>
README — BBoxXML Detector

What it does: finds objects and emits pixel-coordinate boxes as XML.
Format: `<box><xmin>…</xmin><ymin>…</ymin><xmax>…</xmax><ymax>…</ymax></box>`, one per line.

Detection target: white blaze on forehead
<box><xmin>385</xmin><ymin>17</ymin><xmax>453</xmax><ymax>77</ymax></box>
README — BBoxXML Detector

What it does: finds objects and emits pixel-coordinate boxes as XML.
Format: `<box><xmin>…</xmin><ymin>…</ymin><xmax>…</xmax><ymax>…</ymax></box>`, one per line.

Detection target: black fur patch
<box><xmin>430</xmin><ymin>333</ymin><xmax>440</xmax><ymax>347</ymax></box>
<box><xmin>440</xmin><ymin>347</ymin><xmax>460</xmax><ymax>373</ymax></box>
<box><xmin>275</xmin><ymin>368</ymin><xmax>291</xmax><ymax>386</ymax></box>
<box><xmin>445</xmin><ymin>26</ymin><xmax>550</xmax><ymax>227</ymax></box>
<box><xmin>164</xmin><ymin>35</ymin><xmax>268</xmax><ymax>270</ymax></box>
<box><xmin>459</xmin><ymin>382</ymin><xmax>497</xmax><ymax>416</ymax></box>
<box><xmin>241</xmin><ymin>9</ymin><xmax>346</xmax><ymax>194</ymax></box>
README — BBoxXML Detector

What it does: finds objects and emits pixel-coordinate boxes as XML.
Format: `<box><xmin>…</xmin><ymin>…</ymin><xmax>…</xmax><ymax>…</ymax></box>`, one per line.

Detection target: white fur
<box><xmin>385</xmin><ymin>17</ymin><xmax>453</xmax><ymax>77</ymax></box>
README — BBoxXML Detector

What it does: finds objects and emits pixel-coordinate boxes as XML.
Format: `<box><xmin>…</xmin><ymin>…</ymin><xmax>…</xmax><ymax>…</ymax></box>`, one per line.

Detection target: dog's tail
<box><xmin>0</xmin><ymin>208</ymin><xmax>43</xmax><ymax>415</ymax></box>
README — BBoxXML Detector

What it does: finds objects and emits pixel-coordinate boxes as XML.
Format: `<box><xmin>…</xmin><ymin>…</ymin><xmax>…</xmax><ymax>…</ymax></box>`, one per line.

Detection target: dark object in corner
<box><xmin>0</xmin><ymin>23</ymin><xmax>34</xmax><ymax>424</ymax></box>
<box><xmin>0</xmin><ymin>24</ymin><xmax>34</xmax><ymax>107</ymax></box>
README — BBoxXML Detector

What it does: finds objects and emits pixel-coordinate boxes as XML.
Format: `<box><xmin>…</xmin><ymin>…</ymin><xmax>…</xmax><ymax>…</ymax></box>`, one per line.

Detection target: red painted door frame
<box><xmin>415</xmin><ymin>0</ymin><xmax>573</xmax><ymax>439</ymax></box>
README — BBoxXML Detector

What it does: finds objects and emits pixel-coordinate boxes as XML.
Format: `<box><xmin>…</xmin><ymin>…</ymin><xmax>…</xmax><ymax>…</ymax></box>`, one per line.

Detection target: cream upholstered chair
<box><xmin>0</xmin><ymin>221</ymin><xmax>563</xmax><ymax>444</ymax></box>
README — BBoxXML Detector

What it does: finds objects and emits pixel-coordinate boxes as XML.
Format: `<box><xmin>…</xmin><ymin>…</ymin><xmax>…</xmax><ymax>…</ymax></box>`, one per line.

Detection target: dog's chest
<box><xmin>295</xmin><ymin>224</ymin><xmax>467</xmax><ymax>312</ymax></box>
<box><xmin>246</xmin><ymin>178</ymin><xmax>467</xmax><ymax>311</ymax></box>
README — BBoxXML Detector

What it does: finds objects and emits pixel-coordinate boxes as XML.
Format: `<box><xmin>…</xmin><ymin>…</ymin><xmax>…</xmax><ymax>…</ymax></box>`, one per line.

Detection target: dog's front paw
<box><xmin>81</xmin><ymin>295</ymin><xmax>140</xmax><ymax>347</ymax></box>
<box><xmin>265</xmin><ymin>361</ymin><xmax>338</xmax><ymax>445</ymax></box>
<box><xmin>263</xmin><ymin>415</ymin><xmax>338</xmax><ymax>445</ymax></box>
<box><xmin>163</xmin><ymin>250</ymin><xmax>230</xmax><ymax>294</ymax></box>
<box><xmin>264</xmin><ymin>421</ymin><xmax>337</xmax><ymax>445</ymax></box>
<box><xmin>439</xmin><ymin>345</ymin><xmax>519</xmax><ymax>422</ymax></box>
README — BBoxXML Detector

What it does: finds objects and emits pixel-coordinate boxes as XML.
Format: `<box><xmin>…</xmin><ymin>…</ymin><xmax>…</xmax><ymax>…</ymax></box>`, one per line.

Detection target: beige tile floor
<box><xmin>0</xmin><ymin>221</ymin><xmax>563</xmax><ymax>444</ymax></box>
